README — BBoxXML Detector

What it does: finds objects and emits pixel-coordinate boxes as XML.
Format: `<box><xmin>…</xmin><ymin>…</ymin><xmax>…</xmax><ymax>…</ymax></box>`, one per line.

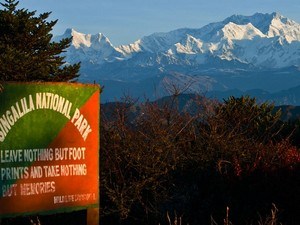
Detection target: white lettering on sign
<box><xmin>53</xmin><ymin>193</ymin><xmax>95</xmax><ymax>204</ymax></box>
<box><xmin>71</xmin><ymin>109</ymin><xmax>92</xmax><ymax>141</ymax></box>
<box><xmin>0</xmin><ymin>95</ymin><xmax>35</xmax><ymax>142</ymax></box>
<box><xmin>2</xmin><ymin>184</ymin><xmax>18</xmax><ymax>197</ymax></box>
<box><xmin>20</xmin><ymin>181</ymin><xmax>56</xmax><ymax>196</ymax></box>
<box><xmin>0</xmin><ymin>93</ymin><xmax>93</xmax><ymax>142</ymax></box>
<box><xmin>35</xmin><ymin>93</ymin><xmax>72</xmax><ymax>119</ymax></box>
<box><xmin>1</xmin><ymin>167</ymin><xmax>29</xmax><ymax>180</ymax></box>
<box><xmin>55</xmin><ymin>147</ymin><xmax>86</xmax><ymax>160</ymax></box>
<box><xmin>0</xmin><ymin>146</ymin><xmax>90</xmax><ymax>198</ymax></box>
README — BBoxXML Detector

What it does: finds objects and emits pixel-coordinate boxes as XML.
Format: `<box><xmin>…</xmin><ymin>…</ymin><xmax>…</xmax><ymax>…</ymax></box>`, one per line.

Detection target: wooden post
<box><xmin>87</xmin><ymin>207</ymin><xmax>99</xmax><ymax>225</ymax></box>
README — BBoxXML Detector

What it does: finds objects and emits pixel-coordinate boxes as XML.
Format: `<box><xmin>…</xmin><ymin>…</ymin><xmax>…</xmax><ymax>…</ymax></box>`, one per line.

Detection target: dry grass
<box><xmin>258</xmin><ymin>204</ymin><xmax>281</xmax><ymax>225</ymax></box>
<box><xmin>164</xmin><ymin>205</ymin><xmax>282</xmax><ymax>225</ymax></box>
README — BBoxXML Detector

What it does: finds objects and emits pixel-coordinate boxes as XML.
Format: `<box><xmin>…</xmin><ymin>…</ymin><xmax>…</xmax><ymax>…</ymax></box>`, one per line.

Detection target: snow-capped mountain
<box><xmin>55</xmin><ymin>13</ymin><xmax>300</xmax><ymax>103</ymax></box>
<box><xmin>53</xmin><ymin>28</ymin><xmax>124</xmax><ymax>65</ymax></box>
<box><xmin>118</xmin><ymin>12</ymin><xmax>300</xmax><ymax>68</ymax></box>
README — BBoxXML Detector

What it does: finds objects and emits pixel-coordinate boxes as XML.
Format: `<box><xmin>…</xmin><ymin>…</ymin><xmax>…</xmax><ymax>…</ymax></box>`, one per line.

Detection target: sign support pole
<box><xmin>87</xmin><ymin>207</ymin><xmax>99</xmax><ymax>225</ymax></box>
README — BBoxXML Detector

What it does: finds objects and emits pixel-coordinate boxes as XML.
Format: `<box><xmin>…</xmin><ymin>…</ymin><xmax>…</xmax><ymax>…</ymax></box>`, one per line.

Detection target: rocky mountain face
<box><xmin>54</xmin><ymin>12</ymin><xmax>300</xmax><ymax>104</ymax></box>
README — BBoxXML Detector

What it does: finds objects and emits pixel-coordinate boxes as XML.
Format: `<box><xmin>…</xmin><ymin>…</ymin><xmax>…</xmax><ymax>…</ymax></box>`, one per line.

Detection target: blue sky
<box><xmin>18</xmin><ymin>0</ymin><xmax>300</xmax><ymax>46</ymax></box>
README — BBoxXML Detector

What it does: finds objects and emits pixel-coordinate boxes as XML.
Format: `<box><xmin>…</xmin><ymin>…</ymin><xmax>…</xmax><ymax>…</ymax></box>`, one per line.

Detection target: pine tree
<box><xmin>0</xmin><ymin>0</ymin><xmax>80</xmax><ymax>82</ymax></box>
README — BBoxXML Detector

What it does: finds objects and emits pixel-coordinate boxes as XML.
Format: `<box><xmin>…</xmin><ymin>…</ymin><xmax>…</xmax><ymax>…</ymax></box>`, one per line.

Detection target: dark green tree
<box><xmin>0</xmin><ymin>0</ymin><xmax>80</xmax><ymax>82</ymax></box>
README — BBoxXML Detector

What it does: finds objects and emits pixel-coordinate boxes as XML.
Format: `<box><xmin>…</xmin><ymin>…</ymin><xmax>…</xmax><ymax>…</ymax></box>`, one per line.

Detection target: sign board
<box><xmin>0</xmin><ymin>82</ymin><xmax>100</xmax><ymax>217</ymax></box>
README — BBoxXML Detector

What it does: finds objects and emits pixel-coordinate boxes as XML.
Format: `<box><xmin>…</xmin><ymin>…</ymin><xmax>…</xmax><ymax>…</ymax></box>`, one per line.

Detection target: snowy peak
<box><xmin>140</xmin><ymin>29</ymin><xmax>190</xmax><ymax>51</ymax></box>
<box><xmin>57</xmin><ymin>12</ymin><xmax>300</xmax><ymax>69</ymax></box>
<box><xmin>223</xmin><ymin>13</ymin><xmax>274</xmax><ymax>34</ymax></box>
<box><xmin>116</xmin><ymin>12</ymin><xmax>300</xmax><ymax>56</ymax></box>
<box><xmin>51</xmin><ymin>13</ymin><xmax>300</xmax><ymax>103</ymax></box>
<box><xmin>117</xmin><ymin>40</ymin><xmax>143</xmax><ymax>56</ymax></box>
<box><xmin>267</xmin><ymin>13</ymin><xmax>300</xmax><ymax>41</ymax></box>
<box><xmin>70</xmin><ymin>29</ymin><xmax>92</xmax><ymax>48</ymax></box>
<box><xmin>222</xmin><ymin>12</ymin><xmax>300</xmax><ymax>40</ymax></box>
<box><xmin>61</xmin><ymin>28</ymin><xmax>114</xmax><ymax>50</ymax></box>
<box><xmin>55</xmin><ymin>28</ymin><xmax>124</xmax><ymax>65</ymax></box>
<box><xmin>221</xmin><ymin>22</ymin><xmax>266</xmax><ymax>40</ymax></box>
<box><xmin>175</xmin><ymin>35</ymin><xmax>205</xmax><ymax>54</ymax></box>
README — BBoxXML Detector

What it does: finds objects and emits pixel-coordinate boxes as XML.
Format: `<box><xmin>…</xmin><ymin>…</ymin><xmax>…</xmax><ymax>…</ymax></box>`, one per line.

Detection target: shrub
<box><xmin>100</xmin><ymin>95</ymin><xmax>300</xmax><ymax>225</ymax></box>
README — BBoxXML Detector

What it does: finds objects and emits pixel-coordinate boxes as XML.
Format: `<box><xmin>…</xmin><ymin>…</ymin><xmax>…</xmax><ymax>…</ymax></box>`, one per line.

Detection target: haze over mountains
<box><xmin>54</xmin><ymin>12</ymin><xmax>300</xmax><ymax>104</ymax></box>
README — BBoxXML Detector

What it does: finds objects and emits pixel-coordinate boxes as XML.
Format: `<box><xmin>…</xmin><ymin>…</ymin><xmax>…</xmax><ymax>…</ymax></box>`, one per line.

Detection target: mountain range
<box><xmin>53</xmin><ymin>12</ymin><xmax>300</xmax><ymax>104</ymax></box>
